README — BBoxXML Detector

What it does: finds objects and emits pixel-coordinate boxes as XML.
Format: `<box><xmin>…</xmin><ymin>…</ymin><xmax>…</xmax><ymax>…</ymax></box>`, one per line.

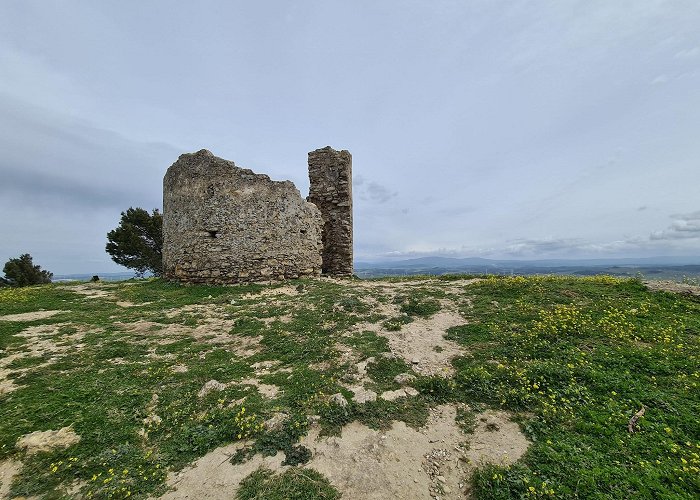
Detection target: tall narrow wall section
<box><xmin>307</xmin><ymin>146</ymin><xmax>353</xmax><ymax>276</ymax></box>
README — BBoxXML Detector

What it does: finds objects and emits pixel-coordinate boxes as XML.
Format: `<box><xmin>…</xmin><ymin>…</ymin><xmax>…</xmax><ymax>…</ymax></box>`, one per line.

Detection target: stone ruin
<box><xmin>163</xmin><ymin>147</ymin><xmax>352</xmax><ymax>284</ymax></box>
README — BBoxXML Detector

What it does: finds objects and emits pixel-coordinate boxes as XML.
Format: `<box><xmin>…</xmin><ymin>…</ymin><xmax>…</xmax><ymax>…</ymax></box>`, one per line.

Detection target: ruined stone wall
<box><xmin>307</xmin><ymin>147</ymin><xmax>353</xmax><ymax>276</ymax></box>
<box><xmin>163</xmin><ymin>150</ymin><xmax>322</xmax><ymax>284</ymax></box>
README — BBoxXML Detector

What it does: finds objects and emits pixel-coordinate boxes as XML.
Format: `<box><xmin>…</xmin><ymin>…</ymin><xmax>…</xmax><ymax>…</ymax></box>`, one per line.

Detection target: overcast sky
<box><xmin>1</xmin><ymin>1</ymin><xmax>699</xmax><ymax>274</ymax></box>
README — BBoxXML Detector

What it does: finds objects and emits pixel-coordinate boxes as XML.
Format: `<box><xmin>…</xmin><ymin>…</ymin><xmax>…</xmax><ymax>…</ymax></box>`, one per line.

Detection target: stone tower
<box><xmin>163</xmin><ymin>150</ymin><xmax>322</xmax><ymax>284</ymax></box>
<box><xmin>307</xmin><ymin>146</ymin><xmax>353</xmax><ymax>276</ymax></box>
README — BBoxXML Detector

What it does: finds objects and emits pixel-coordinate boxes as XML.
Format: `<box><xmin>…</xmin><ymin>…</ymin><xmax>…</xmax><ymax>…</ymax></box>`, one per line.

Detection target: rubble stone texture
<box><xmin>163</xmin><ymin>150</ymin><xmax>323</xmax><ymax>284</ymax></box>
<box><xmin>307</xmin><ymin>147</ymin><xmax>354</xmax><ymax>276</ymax></box>
<box><xmin>163</xmin><ymin>147</ymin><xmax>353</xmax><ymax>284</ymax></box>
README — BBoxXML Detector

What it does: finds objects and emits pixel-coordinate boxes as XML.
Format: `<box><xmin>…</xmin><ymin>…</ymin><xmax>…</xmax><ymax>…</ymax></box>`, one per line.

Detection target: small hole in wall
<box><xmin>207</xmin><ymin>230</ymin><xmax>219</xmax><ymax>238</ymax></box>
<box><xmin>300</xmin><ymin>228</ymin><xmax>307</xmax><ymax>234</ymax></box>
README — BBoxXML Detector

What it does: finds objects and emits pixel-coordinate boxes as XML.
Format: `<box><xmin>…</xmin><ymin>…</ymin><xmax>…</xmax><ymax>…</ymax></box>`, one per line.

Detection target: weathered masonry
<box><xmin>307</xmin><ymin>147</ymin><xmax>353</xmax><ymax>276</ymax></box>
<box><xmin>163</xmin><ymin>147</ymin><xmax>353</xmax><ymax>284</ymax></box>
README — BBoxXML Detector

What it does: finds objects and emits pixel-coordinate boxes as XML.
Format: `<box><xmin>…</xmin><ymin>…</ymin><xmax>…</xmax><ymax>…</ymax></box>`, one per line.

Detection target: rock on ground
<box><xmin>16</xmin><ymin>427</ymin><xmax>81</xmax><ymax>455</ymax></box>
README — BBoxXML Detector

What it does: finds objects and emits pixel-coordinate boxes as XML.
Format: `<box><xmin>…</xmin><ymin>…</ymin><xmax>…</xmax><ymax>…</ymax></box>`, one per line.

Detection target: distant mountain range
<box><xmin>354</xmin><ymin>256</ymin><xmax>700</xmax><ymax>279</ymax></box>
<box><xmin>357</xmin><ymin>256</ymin><xmax>700</xmax><ymax>268</ymax></box>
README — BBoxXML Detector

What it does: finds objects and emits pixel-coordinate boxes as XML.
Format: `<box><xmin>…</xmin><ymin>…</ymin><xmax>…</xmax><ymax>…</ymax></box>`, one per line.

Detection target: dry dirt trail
<box><xmin>161</xmin><ymin>405</ymin><xmax>529</xmax><ymax>500</ymax></box>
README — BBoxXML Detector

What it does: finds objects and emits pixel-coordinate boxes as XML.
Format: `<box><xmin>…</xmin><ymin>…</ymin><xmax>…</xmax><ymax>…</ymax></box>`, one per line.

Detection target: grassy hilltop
<box><xmin>0</xmin><ymin>276</ymin><xmax>698</xmax><ymax>499</ymax></box>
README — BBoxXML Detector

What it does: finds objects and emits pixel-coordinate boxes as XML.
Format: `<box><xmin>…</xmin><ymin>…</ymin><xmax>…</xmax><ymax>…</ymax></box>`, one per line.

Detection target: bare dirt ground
<box><xmin>0</xmin><ymin>310</ymin><xmax>65</xmax><ymax>322</ymax></box>
<box><xmin>349</xmin><ymin>280</ymin><xmax>475</xmax><ymax>377</ymax></box>
<box><xmin>242</xmin><ymin>285</ymin><xmax>300</xmax><ymax>301</ymax></box>
<box><xmin>161</xmin><ymin>445</ymin><xmax>285</xmax><ymax>500</ymax></box>
<box><xmin>117</xmin><ymin>307</ymin><xmax>262</xmax><ymax>356</ymax></box>
<box><xmin>64</xmin><ymin>284</ymin><xmax>114</xmax><ymax>299</ymax></box>
<box><xmin>0</xmin><ymin>322</ymin><xmax>87</xmax><ymax>395</ymax></box>
<box><xmin>160</xmin><ymin>404</ymin><xmax>529</xmax><ymax>500</ymax></box>
<box><xmin>380</xmin><ymin>308</ymin><xmax>466</xmax><ymax>377</ymax></box>
<box><xmin>644</xmin><ymin>280</ymin><xmax>700</xmax><ymax>296</ymax></box>
<box><xmin>0</xmin><ymin>459</ymin><xmax>21</xmax><ymax>500</ymax></box>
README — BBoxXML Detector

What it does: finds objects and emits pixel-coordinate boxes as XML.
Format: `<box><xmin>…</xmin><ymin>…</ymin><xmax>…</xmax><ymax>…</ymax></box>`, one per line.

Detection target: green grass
<box><xmin>236</xmin><ymin>467</ymin><xmax>339</xmax><ymax>499</ymax></box>
<box><xmin>0</xmin><ymin>275</ymin><xmax>698</xmax><ymax>499</ymax></box>
<box><xmin>453</xmin><ymin>275</ymin><xmax>700</xmax><ymax>499</ymax></box>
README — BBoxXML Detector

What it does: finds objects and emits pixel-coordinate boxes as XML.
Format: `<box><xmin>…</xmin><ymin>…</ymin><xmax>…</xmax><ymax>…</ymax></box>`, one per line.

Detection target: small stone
<box><xmin>380</xmin><ymin>389</ymin><xmax>407</xmax><ymax>401</ymax></box>
<box><xmin>330</xmin><ymin>393</ymin><xmax>349</xmax><ymax>407</ymax></box>
<box><xmin>394</xmin><ymin>373</ymin><xmax>417</xmax><ymax>385</ymax></box>
<box><xmin>197</xmin><ymin>379</ymin><xmax>226</xmax><ymax>397</ymax></box>
<box><xmin>351</xmin><ymin>387</ymin><xmax>377</xmax><ymax>404</ymax></box>
<box><xmin>404</xmin><ymin>387</ymin><xmax>419</xmax><ymax>397</ymax></box>
<box><xmin>264</xmin><ymin>412</ymin><xmax>288</xmax><ymax>431</ymax></box>
<box><xmin>412</xmin><ymin>358</ymin><xmax>420</xmax><ymax>364</ymax></box>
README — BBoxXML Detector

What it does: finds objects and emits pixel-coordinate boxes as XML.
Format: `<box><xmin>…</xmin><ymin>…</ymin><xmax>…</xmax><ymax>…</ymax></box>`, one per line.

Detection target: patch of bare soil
<box><xmin>0</xmin><ymin>375</ymin><xmax>22</xmax><ymax>396</ymax></box>
<box><xmin>260</xmin><ymin>314</ymin><xmax>293</xmax><ymax>326</ymax></box>
<box><xmin>0</xmin><ymin>322</ymin><xmax>87</xmax><ymax>395</ymax></box>
<box><xmin>239</xmin><ymin>378</ymin><xmax>280</xmax><ymax>398</ymax></box>
<box><xmin>139</xmin><ymin>394</ymin><xmax>163</xmax><ymax>439</ymax></box>
<box><xmin>64</xmin><ymin>283</ymin><xmax>114</xmax><ymax>299</ymax></box>
<box><xmin>464</xmin><ymin>410</ymin><xmax>530</xmax><ymax>468</ymax></box>
<box><xmin>195</xmin><ymin>377</ymin><xmax>280</xmax><ymax>400</ymax></box>
<box><xmin>159</xmin><ymin>404</ymin><xmax>529</xmax><ymax>500</ymax></box>
<box><xmin>242</xmin><ymin>285</ymin><xmax>300</xmax><ymax>300</ymax></box>
<box><xmin>0</xmin><ymin>310</ymin><xmax>65</xmax><ymax>322</ymax></box>
<box><xmin>14</xmin><ymin>323</ymin><xmax>86</xmax><ymax>357</ymax></box>
<box><xmin>161</xmin><ymin>443</ymin><xmax>285</xmax><ymax>500</ymax></box>
<box><xmin>644</xmin><ymin>280</ymin><xmax>700</xmax><ymax>296</ymax></box>
<box><xmin>301</xmin><ymin>404</ymin><xmax>470</xmax><ymax>499</ymax></box>
<box><xmin>118</xmin><ymin>306</ymin><xmax>262</xmax><ymax>357</ymax></box>
<box><xmin>379</xmin><ymin>308</ymin><xmax>466</xmax><ymax>377</ymax></box>
<box><xmin>0</xmin><ymin>458</ymin><xmax>21</xmax><ymax>499</ymax></box>
<box><xmin>16</xmin><ymin>427</ymin><xmax>81</xmax><ymax>455</ymax></box>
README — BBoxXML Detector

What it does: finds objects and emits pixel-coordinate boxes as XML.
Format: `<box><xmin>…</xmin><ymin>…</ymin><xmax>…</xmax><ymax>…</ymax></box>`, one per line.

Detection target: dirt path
<box><xmin>159</xmin><ymin>404</ymin><xmax>529</xmax><ymax>499</ymax></box>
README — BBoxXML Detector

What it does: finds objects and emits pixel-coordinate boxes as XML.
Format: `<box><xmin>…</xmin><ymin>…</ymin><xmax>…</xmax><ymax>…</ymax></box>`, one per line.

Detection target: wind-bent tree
<box><xmin>106</xmin><ymin>208</ymin><xmax>163</xmax><ymax>277</ymax></box>
<box><xmin>2</xmin><ymin>253</ymin><xmax>53</xmax><ymax>286</ymax></box>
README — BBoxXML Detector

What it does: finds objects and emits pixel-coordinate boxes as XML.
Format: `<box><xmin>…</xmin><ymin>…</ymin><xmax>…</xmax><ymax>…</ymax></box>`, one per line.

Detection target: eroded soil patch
<box><xmin>379</xmin><ymin>310</ymin><xmax>466</xmax><ymax>377</ymax></box>
<box><xmin>162</xmin><ymin>444</ymin><xmax>285</xmax><ymax>500</ymax></box>
<box><xmin>0</xmin><ymin>310</ymin><xmax>66</xmax><ymax>322</ymax></box>
<box><xmin>0</xmin><ymin>458</ymin><xmax>21</xmax><ymax>499</ymax></box>
<box><xmin>644</xmin><ymin>280</ymin><xmax>700</xmax><ymax>296</ymax></box>
<box><xmin>160</xmin><ymin>404</ymin><xmax>528</xmax><ymax>499</ymax></box>
<box><xmin>0</xmin><ymin>322</ymin><xmax>87</xmax><ymax>395</ymax></box>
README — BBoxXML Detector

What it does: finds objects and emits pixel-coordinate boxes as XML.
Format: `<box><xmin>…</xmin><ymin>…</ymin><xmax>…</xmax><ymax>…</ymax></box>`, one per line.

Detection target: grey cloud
<box><xmin>0</xmin><ymin>166</ymin><xmax>136</xmax><ymax>210</ymax></box>
<box><xmin>650</xmin><ymin>211</ymin><xmax>700</xmax><ymax>240</ymax></box>
<box><xmin>502</xmin><ymin>238</ymin><xmax>585</xmax><ymax>257</ymax></box>
<box><xmin>674</xmin><ymin>47</ymin><xmax>699</xmax><ymax>59</ymax></box>
<box><xmin>0</xmin><ymin>95</ymin><xmax>179</xmax><ymax>211</ymax></box>
<box><xmin>354</xmin><ymin>175</ymin><xmax>397</xmax><ymax>204</ymax></box>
